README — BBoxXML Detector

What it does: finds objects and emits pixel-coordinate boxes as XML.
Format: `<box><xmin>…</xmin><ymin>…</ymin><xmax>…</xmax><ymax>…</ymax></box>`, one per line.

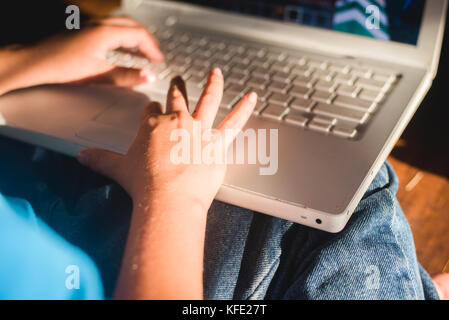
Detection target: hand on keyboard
<box><xmin>77</xmin><ymin>68</ymin><xmax>257</xmax><ymax>216</ymax></box>
<box><xmin>17</xmin><ymin>16</ymin><xmax>164</xmax><ymax>89</ymax></box>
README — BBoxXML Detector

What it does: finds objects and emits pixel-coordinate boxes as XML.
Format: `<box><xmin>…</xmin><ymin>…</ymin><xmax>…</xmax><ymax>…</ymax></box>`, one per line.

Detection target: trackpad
<box><xmin>76</xmin><ymin>90</ymin><xmax>150</xmax><ymax>154</ymax></box>
<box><xmin>94</xmin><ymin>90</ymin><xmax>150</xmax><ymax>131</ymax></box>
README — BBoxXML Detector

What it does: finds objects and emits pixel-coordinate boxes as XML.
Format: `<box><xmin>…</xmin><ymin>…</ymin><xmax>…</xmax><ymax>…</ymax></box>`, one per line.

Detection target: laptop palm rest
<box><xmin>76</xmin><ymin>90</ymin><xmax>150</xmax><ymax>154</ymax></box>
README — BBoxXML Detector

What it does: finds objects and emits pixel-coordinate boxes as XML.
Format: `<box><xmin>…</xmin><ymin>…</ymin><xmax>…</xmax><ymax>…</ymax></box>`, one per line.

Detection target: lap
<box><xmin>205</xmin><ymin>163</ymin><xmax>439</xmax><ymax>300</ymax></box>
<box><xmin>0</xmin><ymin>135</ymin><xmax>439</xmax><ymax>300</ymax></box>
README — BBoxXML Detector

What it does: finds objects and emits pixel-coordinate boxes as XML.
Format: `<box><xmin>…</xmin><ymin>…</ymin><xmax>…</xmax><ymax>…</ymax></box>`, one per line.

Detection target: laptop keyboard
<box><xmin>107</xmin><ymin>28</ymin><xmax>400</xmax><ymax>140</ymax></box>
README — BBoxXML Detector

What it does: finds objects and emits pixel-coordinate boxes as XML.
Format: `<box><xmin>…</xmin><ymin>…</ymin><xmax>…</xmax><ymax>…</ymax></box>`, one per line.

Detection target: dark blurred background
<box><xmin>0</xmin><ymin>0</ymin><xmax>448</xmax><ymax>274</ymax></box>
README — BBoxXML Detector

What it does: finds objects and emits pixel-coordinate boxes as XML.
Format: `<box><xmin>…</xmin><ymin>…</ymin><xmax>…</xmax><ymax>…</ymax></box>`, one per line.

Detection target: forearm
<box><xmin>114</xmin><ymin>196</ymin><xmax>208</xmax><ymax>300</ymax></box>
<box><xmin>0</xmin><ymin>46</ymin><xmax>46</xmax><ymax>96</ymax></box>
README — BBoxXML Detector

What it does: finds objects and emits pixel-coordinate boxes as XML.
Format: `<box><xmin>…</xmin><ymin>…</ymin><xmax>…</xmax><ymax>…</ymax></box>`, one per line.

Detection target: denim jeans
<box><xmin>0</xmin><ymin>135</ymin><xmax>439</xmax><ymax>300</ymax></box>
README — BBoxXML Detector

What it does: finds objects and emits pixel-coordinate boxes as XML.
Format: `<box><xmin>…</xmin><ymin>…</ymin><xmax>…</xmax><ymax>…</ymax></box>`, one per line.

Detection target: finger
<box><xmin>77</xmin><ymin>148</ymin><xmax>123</xmax><ymax>183</ymax></box>
<box><xmin>108</xmin><ymin>26</ymin><xmax>164</xmax><ymax>62</ymax></box>
<box><xmin>166</xmin><ymin>76</ymin><xmax>189</xmax><ymax>114</ymax></box>
<box><xmin>95</xmin><ymin>17</ymin><xmax>161</xmax><ymax>47</ymax></box>
<box><xmin>141</xmin><ymin>101</ymin><xmax>163</xmax><ymax>121</ymax></box>
<box><xmin>216</xmin><ymin>92</ymin><xmax>258</xmax><ymax>147</ymax></box>
<box><xmin>92</xmin><ymin>67</ymin><xmax>156</xmax><ymax>87</ymax></box>
<box><xmin>192</xmin><ymin>68</ymin><xmax>224</xmax><ymax>129</ymax></box>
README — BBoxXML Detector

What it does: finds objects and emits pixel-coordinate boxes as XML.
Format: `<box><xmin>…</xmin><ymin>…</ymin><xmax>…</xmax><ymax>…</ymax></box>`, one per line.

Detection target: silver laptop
<box><xmin>0</xmin><ymin>0</ymin><xmax>446</xmax><ymax>232</ymax></box>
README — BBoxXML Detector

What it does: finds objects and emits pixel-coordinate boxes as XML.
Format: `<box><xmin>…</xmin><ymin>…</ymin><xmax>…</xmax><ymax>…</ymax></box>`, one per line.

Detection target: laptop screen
<box><xmin>173</xmin><ymin>0</ymin><xmax>426</xmax><ymax>45</ymax></box>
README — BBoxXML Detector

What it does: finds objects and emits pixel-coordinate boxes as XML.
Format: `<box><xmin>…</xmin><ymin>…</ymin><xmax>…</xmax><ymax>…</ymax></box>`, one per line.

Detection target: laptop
<box><xmin>0</xmin><ymin>0</ymin><xmax>446</xmax><ymax>232</ymax></box>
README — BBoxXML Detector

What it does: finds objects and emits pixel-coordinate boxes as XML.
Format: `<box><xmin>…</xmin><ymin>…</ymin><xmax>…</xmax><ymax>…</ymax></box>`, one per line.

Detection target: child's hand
<box><xmin>77</xmin><ymin>68</ymin><xmax>257</xmax><ymax>215</ymax></box>
<box><xmin>23</xmin><ymin>16</ymin><xmax>163</xmax><ymax>88</ymax></box>
<box><xmin>78</xmin><ymin>69</ymin><xmax>256</xmax><ymax>299</ymax></box>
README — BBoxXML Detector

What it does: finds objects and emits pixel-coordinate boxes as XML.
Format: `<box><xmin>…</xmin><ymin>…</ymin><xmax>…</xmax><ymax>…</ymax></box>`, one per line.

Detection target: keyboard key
<box><xmin>253</xmin><ymin>100</ymin><xmax>267</xmax><ymax>115</ymax></box>
<box><xmin>308</xmin><ymin>59</ymin><xmax>327</xmax><ymax>69</ymax></box>
<box><xmin>266</xmin><ymin>51</ymin><xmax>286</xmax><ymax>61</ymax></box>
<box><xmin>170</xmin><ymin>64</ymin><xmax>189</xmax><ymax>73</ymax></box>
<box><xmin>287</xmin><ymin>56</ymin><xmax>306</xmax><ymax>67</ymax></box>
<box><xmin>356</xmin><ymin>78</ymin><xmax>389</xmax><ymax>91</ymax></box>
<box><xmin>333</xmin><ymin>125</ymin><xmax>358</xmax><ymax>138</ymax></box>
<box><xmin>189</xmin><ymin>74</ymin><xmax>205</xmax><ymax>84</ymax></box>
<box><xmin>311</xmin><ymin>90</ymin><xmax>334</xmax><ymax>103</ymax></box>
<box><xmin>372</xmin><ymin>72</ymin><xmax>397</xmax><ymax>83</ymax></box>
<box><xmin>210</xmin><ymin>41</ymin><xmax>226</xmax><ymax>50</ymax></box>
<box><xmin>270</xmin><ymin>81</ymin><xmax>290</xmax><ymax>93</ymax></box>
<box><xmin>290</xmin><ymin>97</ymin><xmax>315</xmax><ymax>112</ymax></box>
<box><xmin>311</xmin><ymin>69</ymin><xmax>333</xmax><ymax>81</ymax></box>
<box><xmin>211</xmin><ymin>60</ymin><xmax>231</xmax><ymax>71</ymax></box>
<box><xmin>252</xmin><ymin>58</ymin><xmax>271</xmax><ymax>69</ymax></box>
<box><xmin>308</xmin><ymin>119</ymin><xmax>333</xmax><ymax>132</ymax></box>
<box><xmin>284</xmin><ymin>111</ymin><xmax>309</xmax><ymax>127</ymax></box>
<box><xmin>227</xmin><ymin>83</ymin><xmax>246</xmax><ymax>94</ymax></box>
<box><xmin>315</xmin><ymin>80</ymin><xmax>337</xmax><ymax>92</ymax></box>
<box><xmin>271</xmin><ymin>61</ymin><xmax>291</xmax><ymax>72</ymax></box>
<box><xmin>350</xmin><ymin>67</ymin><xmax>372</xmax><ymax>78</ymax></box>
<box><xmin>358</xmin><ymin>88</ymin><xmax>384</xmax><ymax>102</ymax></box>
<box><xmin>333</xmin><ymin>96</ymin><xmax>376</xmax><ymax>113</ymax></box>
<box><xmin>291</xmin><ymin>66</ymin><xmax>311</xmax><ymax>76</ymax></box>
<box><xmin>313</xmin><ymin>116</ymin><xmax>337</xmax><ymax>125</ymax></box>
<box><xmin>247</xmin><ymin>77</ymin><xmax>268</xmax><ymax>89</ymax></box>
<box><xmin>268</xmin><ymin>93</ymin><xmax>292</xmax><ymax>106</ymax></box>
<box><xmin>228</xmin><ymin>44</ymin><xmax>245</xmax><ymax>54</ymax></box>
<box><xmin>248</xmin><ymin>88</ymin><xmax>271</xmax><ymax>101</ymax></box>
<box><xmin>247</xmin><ymin>48</ymin><xmax>266</xmax><ymax>57</ymax></box>
<box><xmin>183</xmin><ymin>45</ymin><xmax>198</xmax><ymax>54</ymax></box>
<box><xmin>314</xmin><ymin>103</ymin><xmax>369</xmax><ymax>124</ymax></box>
<box><xmin>191</xmin><ymin>58</ymin><xmax>210</xmax><ymax>68</ymax></box>
<box><xmin>293</xmin><ymin>75</ymin><xmax>315</xmax><ymax>88</ymax></box>
<box><xmin>336</xmin><ymin>84</ymin><xmax>359</xmax><ymax>97</ymax></box>
<box><xmin>179</xmin><ymin>33</ymin><xmax>191</xmax><ymax>43</ymax></box>
<box><xmin>272</xmin><ymin>71</ymin><xmax>292</xmax><ymax>83</ymax></box>
<box><xmin>233</xmin><ymin>56</ymin><xmax>251</xmax><ymax>65</ymax></box>
<box><xmin>220</xmin><ymin>93</ymin><xmax>239</xmax><ymax>109</ymax></box>
<box><xmin>261</xmin><ymin>104</ymin><xmax>288</xmax><ymax>120</ymax></box>
<box><xmin>252</xmin><ymin>67</ymin><xmax>271</xmax><ymax>79</ymax></box>
<box><xmin>328</xmin><ymin>63</ymin><xmax>349</xmax><ymax>73</ymax></box>
<box><xmin>290</xmin><ymin>85</ymin><xmax>312</xmax><ymax>99</ymax></box>
<box><xmin>197</xmin><ymin>50</ymin><xmax>213</xmax><ymax>59</ymax></box>
<box><xmin>188</xmin><ymin>65</ymin><xmax>206</xmax><ymax>77</ymax></box>
<box><xmin>230</xmin><ymin>64</ymin><xmax>250</xmax><ymax>75</ymax></box>
<box><xmin>334</xmin><ymin>74</ymin><xmax>356</xmax><ymax>85</ymax></box>
<box><xmin>226</xmin><ymin>72</ymin><xmax>248</xmax><ymax>85</ymax></box>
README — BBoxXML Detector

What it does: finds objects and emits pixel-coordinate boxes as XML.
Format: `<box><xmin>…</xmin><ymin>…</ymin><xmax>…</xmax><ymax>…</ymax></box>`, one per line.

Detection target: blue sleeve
<box><xmin>0</xmin><ymin>193</ymin><xmax>104</xmax><ymax>300</ymax></box>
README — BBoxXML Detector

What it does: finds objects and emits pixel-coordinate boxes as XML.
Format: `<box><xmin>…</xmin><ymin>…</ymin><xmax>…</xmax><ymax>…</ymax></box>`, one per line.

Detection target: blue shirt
<box><xmin>0</xmin><ymin>193</ymin><xmax>104</xmax><ymax>299</ymax></box>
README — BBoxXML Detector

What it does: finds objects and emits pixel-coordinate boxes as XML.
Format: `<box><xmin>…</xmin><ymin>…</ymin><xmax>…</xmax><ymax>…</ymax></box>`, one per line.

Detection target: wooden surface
<box><xmin>74</xmin><ymin>0</ymin><xmax>449</xmax><ymax>275</ymax></box>
<box><xmin>388</xmin><ymin>155</ymin><xmax>449</xmax><ymax>274</ymax></box>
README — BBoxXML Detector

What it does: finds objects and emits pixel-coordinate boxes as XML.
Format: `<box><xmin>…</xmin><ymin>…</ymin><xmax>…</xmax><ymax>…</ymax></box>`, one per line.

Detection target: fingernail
<box><xmin>77</xmin><ymin>150</ymin><xmax>89</xmax><ymax>166</ymax></box>
<box><xmin>248</xmin><ymin>92</ymin><xmax>258</xmax><ymax>103</ymax></box>
<box><xmin>212</xmin><ymin>67</ymin><xmax>222</xmax><ymax>76</ymax></box>
<box><xmin>147</xmin><ymin>74</ymin><xmax>156</xmax><ymax>83</ymax></box>
<box><xmin>140</xmin><ymin>70</ymin><xmax>156</xmax><ymax>83</ymax></box>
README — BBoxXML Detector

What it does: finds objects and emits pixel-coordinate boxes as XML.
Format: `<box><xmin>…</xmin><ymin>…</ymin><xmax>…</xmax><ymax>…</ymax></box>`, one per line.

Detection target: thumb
<box><xmin>77</xmin><ymin>148</ymin><xmax>123</xmax><ymax>182</ymax></box>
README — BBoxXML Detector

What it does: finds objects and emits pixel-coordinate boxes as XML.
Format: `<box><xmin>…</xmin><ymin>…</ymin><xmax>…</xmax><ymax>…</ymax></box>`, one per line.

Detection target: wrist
<box><xmin>132</xmin><ymin>191</ymin><xmax>209</xmax><ymax>220</ymax></box>
<box><xmin>0</xmin><ymin>45</ymin><xmax>43</xmax><ymax>95</ymax></box>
